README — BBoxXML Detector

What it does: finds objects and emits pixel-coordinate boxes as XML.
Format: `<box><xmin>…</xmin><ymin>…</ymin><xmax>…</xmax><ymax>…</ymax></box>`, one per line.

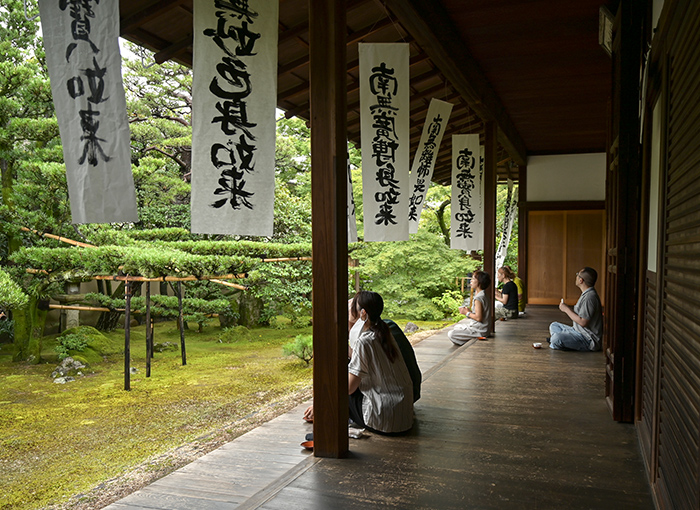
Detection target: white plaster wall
<box><xmin>653</xmin><ymin>0</ymin><xmax>665</xmax><ymax>37</ymax></box>
<box><xmin>648</xmin><ymin>100</ymin><xmax>662</xmax><ymax>272</ymax></box>
<box><xmin>526</xmin><ymin>153</ymin><xmax>606</xmax><ymax>202</ymax></box>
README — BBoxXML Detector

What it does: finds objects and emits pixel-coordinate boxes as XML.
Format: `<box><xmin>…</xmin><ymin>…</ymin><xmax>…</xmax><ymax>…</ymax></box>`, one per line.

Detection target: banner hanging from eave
<box><xmin>408</xmin><ymin>99</ymin><xmax>453</xmax><ymax>234</ymax></box>
<box><xmin>39</xmin><ymin>0</ymin><xmax>138</xmax><ymax>224</ymax></box>
<box><xmin>191</xmin><ymin>0</ymin><xmax>278</xmax><ymax>236</ymax></box>
<box><xmin>496</xmin><ymin>178</ymin><xmax>518</xmax><ymax>268</ymax></box>
<box><xmin>359</xmin><ymin>43</ymin><xmax>410</xmax><ymax>242</ymax></box>
<box><xmin>451</xmin><ymin>134</ymin><xmax>483</xmax><ymax>251</ymax></box>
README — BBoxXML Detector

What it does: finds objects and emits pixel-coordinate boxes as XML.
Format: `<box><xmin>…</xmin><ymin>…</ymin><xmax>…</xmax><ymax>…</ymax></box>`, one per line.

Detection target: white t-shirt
<box><xmin>349</xmin><ymin>318</ymin><xmax>365</xmax><ymax>351</ymax></box>
<box><xmin>348</xmin><ymin>328</ymin><xmax>414</xmax><ymax>433</ymax></box>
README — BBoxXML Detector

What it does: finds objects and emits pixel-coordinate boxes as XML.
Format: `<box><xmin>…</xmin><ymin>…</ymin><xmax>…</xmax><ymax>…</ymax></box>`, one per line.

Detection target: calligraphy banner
<box><xmin>408</xmin><ymin>99</ymin><xmax>453</xmax><ymax>234</ymax></box>
<box><xmin>347</xmin><ymin>158</ymin><xmax>358</xmax><ymax>243</ymax></box>
<box><xmin>191</xmin><ymin>0</ymin><xmax>278</xmax><ymax>236</ymax></box>
<box><xmin>451</xmin><ymin>134</ymin><xmax>482</xmax><ymax>251</ymax></box>
<box><xmin>496</xmin><ymin>178</ymin><xmax>518</xmax><ymax>268</ymax></box>
<box><xmin>359</xmin><ymin>43</ymin><xmax>410</xmax><ymax>242</ymax></box>
<box><xmin>39</xmin><ymin>0</ymin><xmax>138</xmax><ymax>224</ymax></box>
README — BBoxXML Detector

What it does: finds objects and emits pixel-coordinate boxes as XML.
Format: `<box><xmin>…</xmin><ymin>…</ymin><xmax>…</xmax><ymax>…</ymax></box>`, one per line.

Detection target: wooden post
<box><xmin>177</xmin><ymin>281</ymin><xmax>186</xmax><ymax>366</ymax></box>
<box><xmin>309</xmin><ymin>0</ymin><xmax>349</xmax><ymax>458</ymax></box>
<box><xmin>518</xmin><ymin>164</ymin><xmax>527</xmax><ymax>296</ymax></box>
<box><xmin>145</xmin><ymin>281</ymin><xmax>152</xmax><ymax>378</ymax></box>
<box><xmin>124</xmin><ymin>280</ymin><xmax>131</xmax><ymax>391</ymax></box>
<box><xmin>483</xmin><ymin>122</ymin><xmax>497</xmax><ymax>334</ymax></box>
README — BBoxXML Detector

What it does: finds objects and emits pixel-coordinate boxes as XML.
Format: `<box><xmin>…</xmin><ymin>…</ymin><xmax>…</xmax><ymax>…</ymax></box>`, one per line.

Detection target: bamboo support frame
<box><xmin>20</xmin><ymin>226</ymin><xmax>96</xmax><ymax>248</ymax></box>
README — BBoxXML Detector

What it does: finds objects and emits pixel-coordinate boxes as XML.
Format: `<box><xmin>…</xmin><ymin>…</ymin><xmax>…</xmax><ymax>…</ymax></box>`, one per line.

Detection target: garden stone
<box><xmin>154</xmin><ymin>341</ymin><xmax>178</xmax><ymax>353</ymax></box>
<box><xmin>404</xmin><ymin>322</ymin><xmax>419</xmax><ymax>334</ymax></box>
<box><xmin>130</xmin><ymin>367</ymin><xmax>138</xmax><ymax>374</ymax></box>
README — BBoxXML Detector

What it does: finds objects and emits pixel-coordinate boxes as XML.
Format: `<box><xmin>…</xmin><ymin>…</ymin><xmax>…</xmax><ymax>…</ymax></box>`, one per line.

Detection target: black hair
<box><xmin>473</xmin><ymin>270</ymin><xmax>491</xmax><ymax>291</ymax></box>
<box><xmin>354</xmin><ymin>291</ymin><xmax>398</xmax><ymax>363</ymax></box>
<box><xmin>579</xmin><ymin>267</ymin><xmax>598</xmax><ymax>287</ymax></box>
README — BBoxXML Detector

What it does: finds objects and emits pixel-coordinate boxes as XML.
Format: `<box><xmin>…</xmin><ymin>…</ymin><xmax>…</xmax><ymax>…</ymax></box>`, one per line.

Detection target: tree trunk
<box><xmin>12</xmin><ymin>296</ymin><xmax>47</xmax><ymax>363</ymax></box>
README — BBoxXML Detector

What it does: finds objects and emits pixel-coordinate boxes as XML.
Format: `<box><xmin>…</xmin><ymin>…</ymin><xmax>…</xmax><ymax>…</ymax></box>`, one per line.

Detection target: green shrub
<box><xmin>283</xmin><ymin>334</ymin><xmax>313</xmax><ymax>365</ymax></box>
<box><xmin>218</xmin><ymin>325</ymin><xmax>252</xmax><ymax>343</ymax></box>
<box><xmin>54</xmin><ymin>326</ymin><xmax>120</xmax><ymax>361</ymax></box>
<box><xmin>55</xmin><ymin>332</ymin><xmax>89</xmax><ymax>360</ymax></box>
<box><xmin>432</xmin><ymin>290</ymin><xmax>465</xmax><ymax>320</ymax></box>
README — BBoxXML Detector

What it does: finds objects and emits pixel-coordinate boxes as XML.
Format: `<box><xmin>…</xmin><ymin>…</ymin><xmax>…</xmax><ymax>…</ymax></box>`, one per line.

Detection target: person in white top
<box><xmin>348</xmin><ymin>291</ymin><xmax>414</xmax><ymax>433</ymax></box>
<box><xmin>448</xmin><ymin>270</ymin><xmax>492</xmax><ymax>345</ymax></box>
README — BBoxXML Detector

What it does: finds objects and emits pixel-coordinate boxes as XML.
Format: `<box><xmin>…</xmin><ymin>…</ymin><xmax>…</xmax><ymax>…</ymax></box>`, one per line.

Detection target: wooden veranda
<box><xmin>103</xmin><ymin>307</ymin><xmax>653</xmax><ymax>509</ymax></box>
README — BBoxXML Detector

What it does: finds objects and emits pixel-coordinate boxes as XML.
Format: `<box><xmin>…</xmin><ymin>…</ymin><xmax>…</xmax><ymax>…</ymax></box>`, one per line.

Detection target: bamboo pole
<box><xmin>210</xmin><ymin>279</ymin><xmax>248</xmax><ymax>291</ymax></box>
<box><xmin>92</xmin><ymin>273</ymin><xmax>248</xmax><ymax>282</ymax></box>
<box><xmin>49</xmin><ymin>304</ymin><xmax>113</xmax><ymax>312</ymax></box>
<box><xmin>260</xmin><ymin>256</ymin><xmax>312</xmax><ymax>262</ymax></box>
<box><xmin>20</xmin><ymin>226</ymin><xmax>96</xmax><ymax>248</ymax></box>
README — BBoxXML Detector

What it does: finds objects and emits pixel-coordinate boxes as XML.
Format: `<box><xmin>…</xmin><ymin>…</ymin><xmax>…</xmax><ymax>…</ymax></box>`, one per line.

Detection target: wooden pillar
<box><xmin>518</xmin><ymin>165</ymin><xmax>527</xmax><ymax>287</ymax></box>
<box><xmin>483</xmin><ymin>122</ymin><xmax>497</xmax><ymax>334</ymax></box>
<box><xmin>309</xmin><ymin>0</ymin><xmax>349</xmax><ymax>458</ymax></box>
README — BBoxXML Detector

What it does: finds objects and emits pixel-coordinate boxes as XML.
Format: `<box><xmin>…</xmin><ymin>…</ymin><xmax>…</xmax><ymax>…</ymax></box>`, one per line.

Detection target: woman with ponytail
<box><xmin>348</xmin><ymin>291</ymin><xmax>414</xmax><ymax>433</ymax></box>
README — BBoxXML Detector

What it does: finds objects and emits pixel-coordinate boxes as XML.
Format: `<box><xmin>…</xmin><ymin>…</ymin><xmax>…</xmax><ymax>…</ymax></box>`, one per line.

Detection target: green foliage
<box><xmin>54</xmin><ymin>333</ymin><xmax>89</xmax><ymax>361</ymax></box>
<box><xmin>0</xmin><ymin>267</ymin><xmax>28</xmax><ymax>309</ymax></box>
<box><xmin>218</xmin><ymin>325</ymin><xmax>252</xmax><ymax>343</ymax></box>
<box><xmin>248</xmin><ymin>261</ymin><xmax>312</xmax><ymax>326</ymax></box>
<box><xmin>53</xmin><ymin>326</ymin><xmax>120</xmax><ymax>364</ymax></box>
<box><xmin>432</xmin><ymin>290</ymin><xmax>466</xmax><ymax>320</ymax></box>
<box><xmin>353</xmin><ymin>229</ymin><xmax>479</xmax><ymax>321</ymax></box>
<box><xmin>282</xmin><ymin>334</ymin><xmax>313</xmax><ymax>365</ymax></box>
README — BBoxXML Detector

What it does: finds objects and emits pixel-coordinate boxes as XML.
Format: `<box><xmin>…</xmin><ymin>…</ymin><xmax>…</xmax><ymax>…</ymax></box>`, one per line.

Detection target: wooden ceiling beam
<box><xmin>154</xmin><ymin>34</ymin><xmax>192</xmax><ymax>64</ymax></box>
<box><xmin>120</xmin><ymin>0</ymin><xmax>189</xmax><ymax>36</ymax></box>
<box><xmin>277</xmin><ymin>17</ymin><xmax>398</xmax><ymax>77</ymax></box>
<box><xmin>382</xmin><ymin>0</ymin><xmax>527</xmax><ymax>165</ymax></box>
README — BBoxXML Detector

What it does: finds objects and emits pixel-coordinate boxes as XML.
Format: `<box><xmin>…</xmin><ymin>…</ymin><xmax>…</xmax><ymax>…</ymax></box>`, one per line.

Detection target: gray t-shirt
<box><xmin>573</xmin><ymin>287</ymin><xmax>603</xmax><ymax>350</ymax></box>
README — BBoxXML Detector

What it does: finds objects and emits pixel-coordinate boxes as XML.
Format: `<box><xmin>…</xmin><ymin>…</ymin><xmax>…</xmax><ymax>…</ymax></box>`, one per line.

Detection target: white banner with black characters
<box><xmin>359</xmin><ymin>43</ymin><xmax>410</xmax><ymax>242</ymax></box>
<box><xmin>39</xmin><ymin>0</ymin><xmax>138</xmax><ymax>224</ymax></box>
<box><xmin>191</xmin><ymin>0</ymin><xmax>278</xmax><ymax>236</ymax></box>
<box><xmin>347</xmin><ymin>158</ymin><xmax>358</xmax><ymax>243</ymax></box>
<box><xmin>408</xmin><ymin>99</ymin><xmax>453</xmax><ymax>234</ymax></box>
<box><xmin>496</xmin><ymin>178</ymin><xmax>518</xmax><ymax>268</ymax></box>
<box><xmin>451</xmin><ymin>134</ymin><xmax>482</xmax><ymax>251</ymax></box>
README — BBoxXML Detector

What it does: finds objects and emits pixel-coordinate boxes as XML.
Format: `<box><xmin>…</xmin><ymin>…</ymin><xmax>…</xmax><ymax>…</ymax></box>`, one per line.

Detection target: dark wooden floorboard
<box><xmin>105</xmin><ymin>306</ymin><xmax>654</xmax><ymax>510</ymax></box>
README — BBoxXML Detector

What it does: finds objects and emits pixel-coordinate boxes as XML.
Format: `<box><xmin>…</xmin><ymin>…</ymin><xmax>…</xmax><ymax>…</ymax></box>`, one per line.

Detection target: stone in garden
<box><xmin>404</xmin><ymin>322</ymin><xmax>419</xmax><ymax>333</ymax></box>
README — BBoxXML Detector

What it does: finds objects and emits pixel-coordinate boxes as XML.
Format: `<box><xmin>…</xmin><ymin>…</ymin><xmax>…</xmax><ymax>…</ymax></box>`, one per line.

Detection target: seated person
<box><xmin>384</xmin><ymin>319</ymin><xmax>421</xmax><ymax>403</ymax></box>
<box><xmin>494</xmin><ymin>266</ymin><xmax>518</xmax><ymax>320</ymax></box>
<box><xmin>304</xmin><ymin>292</ymin><xmax>422</xmax><ymax>433</ymax></box>
<box><xmin>348</xmin><ymin>291</ymin><xmax>414</xmax><ymax>433</ymax></box>
<box><xmin>350</xmin><ymin>296</ymin><xmax>421</xmax><ymax>402</ymax></box>
<box><xmin>448</xmin><ymin>270</ymin><xmax>492</xmax><ymax>345</ymax></box>
<box><xmin>548</xmin><ymin>267</ymin><xmax>603</xmax><ymax>351</ymax></box>
<box><xmin>504</xmin><ymin>265</ymin><xmax>526</xmax><ymax>314</ymax></box>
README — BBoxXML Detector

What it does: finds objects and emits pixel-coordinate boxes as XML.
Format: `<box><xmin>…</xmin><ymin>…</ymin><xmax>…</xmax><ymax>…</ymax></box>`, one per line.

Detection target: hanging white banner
<box><xmin>191</xmin><ymin>0</ymin><xmax>278</xmax><ymax>236</ymax></box>
<box><xmin>39</xmin><ymin>0</ymin><xmax>138</xmax><ymax>224</ymax></box>
<box><xmin>359</xmin><ymin>43</ymin><xmax>410</xmax><ymax>242</ymax></box>
<box><xmin>475</xmin><ymin>145</ymin><xmax>485</xmax><ymax>242</ymax></box>
<box><xmin>347</xmin><ymin>158</ymin><xmax>358</xmax><ymax>243</ymax></box>
<box><xmin>451</xmin><ymin>134</ymin><xmax>482</xmax><ymax>251</ymax></box>
<box><xmin>496</xmin><ymin>179</ymin><xmax>518</xmax><ymax>268</ymax></box>
<box><xmin>408</xmin><ymin>99</ymin><xmax>453</xmax><ymax>234</ymax></box>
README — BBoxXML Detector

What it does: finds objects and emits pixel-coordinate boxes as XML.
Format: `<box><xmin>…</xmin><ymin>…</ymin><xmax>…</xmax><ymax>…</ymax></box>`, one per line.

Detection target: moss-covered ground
<box><xmin>0</xmin><ymin>317</ymin><xmax>448</xmax><ymax>510</ymax></box>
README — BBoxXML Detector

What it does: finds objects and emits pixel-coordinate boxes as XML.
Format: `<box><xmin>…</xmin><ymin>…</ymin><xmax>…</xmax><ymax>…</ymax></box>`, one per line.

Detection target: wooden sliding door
<box><xmin>527</xmin><ymin>209</ymin><xmax>606</xmax><ymax>306</ymax></box>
